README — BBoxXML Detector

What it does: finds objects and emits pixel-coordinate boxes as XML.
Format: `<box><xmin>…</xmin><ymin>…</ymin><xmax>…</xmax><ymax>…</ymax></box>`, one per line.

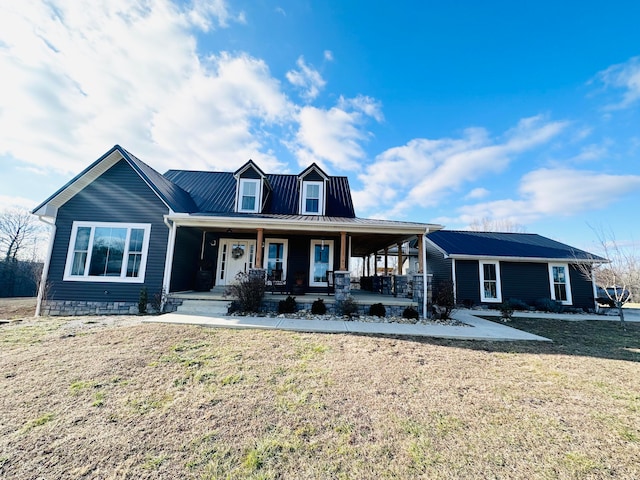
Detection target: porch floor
<box><xmin>169</xmin><ymin>286</ymin><xmax>418</xmax><ymax>307</ymax></box>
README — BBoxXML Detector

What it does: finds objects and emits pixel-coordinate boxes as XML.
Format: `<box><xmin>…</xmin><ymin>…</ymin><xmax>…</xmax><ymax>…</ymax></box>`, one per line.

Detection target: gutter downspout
<box><xmin>35</xmin><ymin>217</ymin><xmax>56</xmax><ymax>317</ymax></box>
<box><xmin>162</xmin><ymin>216</ymin><xmax>177</xmax><ymax>312</ymax></box>
<box><xmin>422</xmin><ymin>229</ymin><xmax>429</xmax><ymax>319</ymax></box>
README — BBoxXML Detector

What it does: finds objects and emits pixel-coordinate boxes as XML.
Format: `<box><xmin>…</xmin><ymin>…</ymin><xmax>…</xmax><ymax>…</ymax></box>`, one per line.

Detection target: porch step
<box><xmin>177</xmin><ymin>299</ymin><xmax>231</xmax><ymax>316</ymax></box>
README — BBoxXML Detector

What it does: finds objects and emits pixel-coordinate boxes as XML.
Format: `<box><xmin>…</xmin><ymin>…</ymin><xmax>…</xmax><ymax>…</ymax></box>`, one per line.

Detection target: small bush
<box><xmin>506</xmin><ymin>298</ymin><xmax>529</xmax><ymax>311</ymax></box>
<box><xmin>534</xmin><ymin>298</ymin><xmax>564</xmax><ymax>313</ymax></box>
<box><xmin>227</xmin><ymin>300</ymin><xmax>241</xmax><ymax>314</ymax></box>
<box><xmin>340</xmin><ymin>296</ymin><xmax>359</xmax><ymax>319</ymax></box>
<box><xmin>311</xmin><ymin>298</ymin><xmax>327</xmax><ymax>315</ymax></box>
<box><xmin>499</xmin><ymin>301</ymin><xmax>514</xmax><ymax>321</ymax></box>
<box><xmin>138</xmin><ymin>287</ymin><xmax>148</xmax><ymax>314</ymax></box>
<box><xmin>402</xmin><ymin>306</ymin><xmax>420</xmax><ymax>320</ymax></box>
<box><xmin>368</xmin><ymin>303</ymin><xmax>386</xmax><ymax>317</ymax></box>
<box><xmin>433</xmin><ymin>280</ymin><xmax>456</xmax><ymax>320</ymax></box>
<box><xmin>225</xmin><ymin>271</ymin><xmax>266</xmax><ymax>313</ymax></box>
<box><xmin>278</xmin><ymin>296</ymin><xmax>297</xmax><ymax>314</ymax></box>
<box><xmin>150</xmin><ymin>288</ymin><xmax>166</xmax><ymax>314</ymax></box>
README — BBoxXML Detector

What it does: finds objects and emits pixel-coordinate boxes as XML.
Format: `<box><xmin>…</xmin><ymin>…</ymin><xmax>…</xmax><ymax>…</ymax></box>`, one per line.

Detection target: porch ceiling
<box><xmin>350</xmin><ymin>232</ymin><xmax>417</xmax><ymax>257</ymax></box>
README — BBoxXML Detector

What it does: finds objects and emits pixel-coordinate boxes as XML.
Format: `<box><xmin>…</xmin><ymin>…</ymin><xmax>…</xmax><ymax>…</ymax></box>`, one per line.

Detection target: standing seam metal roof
<box><xmin>426</xmin><ymin>230</ymin><xmax>604</xmax><ymax>261</ymax></box>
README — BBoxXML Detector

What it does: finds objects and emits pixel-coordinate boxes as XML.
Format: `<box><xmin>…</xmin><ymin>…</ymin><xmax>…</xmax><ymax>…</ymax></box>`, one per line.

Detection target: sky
<box><xmin>1</xmin><ymin>0</ymin><xmax>640</xmax><ymax>256</ymax></box>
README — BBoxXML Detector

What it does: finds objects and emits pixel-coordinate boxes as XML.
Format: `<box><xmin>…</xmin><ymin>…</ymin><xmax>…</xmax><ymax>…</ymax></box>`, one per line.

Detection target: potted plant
<box><xmin>195</xmin><ymin>259</ymin><xmax>214</xmax><ymax>291</ymax></box>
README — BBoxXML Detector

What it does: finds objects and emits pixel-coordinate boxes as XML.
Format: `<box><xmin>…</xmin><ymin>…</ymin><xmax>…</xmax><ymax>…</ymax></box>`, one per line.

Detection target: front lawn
<box><xmin>1</xmin><ymin>314</ymin><xmax>638</xmax><ymax>479</ymax></box>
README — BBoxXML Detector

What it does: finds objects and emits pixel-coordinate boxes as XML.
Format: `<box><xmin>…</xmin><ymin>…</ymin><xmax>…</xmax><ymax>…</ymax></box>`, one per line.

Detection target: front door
<box><xmin>216</xmin><ymin>239</ymin><xmax>257</xmax><ymax>286</ymax></box>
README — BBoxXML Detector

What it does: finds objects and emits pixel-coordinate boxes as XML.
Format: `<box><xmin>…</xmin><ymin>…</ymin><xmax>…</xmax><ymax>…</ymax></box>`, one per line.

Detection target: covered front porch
<box><xmin>162</xmin><ymin>212</ymin><xmax>440</xmax><ymax>317</ymax></box>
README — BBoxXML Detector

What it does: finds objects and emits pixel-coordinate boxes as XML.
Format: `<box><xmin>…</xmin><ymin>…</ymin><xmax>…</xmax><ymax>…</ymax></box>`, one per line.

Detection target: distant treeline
<box><xmin>0</xmin><ymin>260</ymin><xmax>43</xmax><ymax>297</ymax></box>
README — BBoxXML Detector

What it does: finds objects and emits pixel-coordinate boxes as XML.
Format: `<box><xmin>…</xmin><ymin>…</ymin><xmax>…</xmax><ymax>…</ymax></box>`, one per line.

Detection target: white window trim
<box><xmin>237</xmin><ymin>178</ymin><xmax>262</xmax><ymax>213</ymax></box>
<box><xmin>263</xmin><ymin>238</ymin><xmax>288</xmax><ymax>278</ymax></box>
<box><xmin>300</xmin><ymin>181</ymin><xmax>325</xmax><ymax>215</ymax></box>
<box><xmin>548</xmin><ymin>263</ymin><xmax>573</xmax><ymax>305</ymax></box>
<box><xmin>479</xmin><ymin>260</ymin><xmax>502</xmax><ymax>303</ymax></box>
<box><xmin>309</xmin><ymin>239</ymin><xmax>334</xmax><ymax>287</ymax></box>
<box><xmin>63</xmin><ymin>221</ymin><xmax>151</xmax><ymax>283</ymax></box>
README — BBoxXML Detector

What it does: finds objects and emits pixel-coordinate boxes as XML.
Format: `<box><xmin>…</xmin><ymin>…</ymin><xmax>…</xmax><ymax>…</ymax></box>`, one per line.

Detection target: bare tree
<box><xmin>0</xmin><ymin>208</ymin><xmax>43</xmax><ymax>262</ymax></box>
<box><xmin>576</xmin><ymin>226</ymin><xmax>639</xmax><ymax>324</ymax></box>
<box><xmin>468</xmin><ymin>217</ymin><xmax>527</xmax><ymax>233</ymax></box>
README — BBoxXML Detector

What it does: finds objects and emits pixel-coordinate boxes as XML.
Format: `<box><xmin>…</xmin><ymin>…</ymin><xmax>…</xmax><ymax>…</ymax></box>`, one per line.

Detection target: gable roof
<box><xmin>298</xmin><ymin>162</ymin><xmax>329</xmax><ymax>181</ymax></box>
<box><xmin>32</xmin><ymin>145</ymin><xmax>197</xmax><ymax>216</ymax></box>
<box><xmin>426</xmin><ymin>230</ymin><xmax>606</xmax><ymax>262</ymax></box>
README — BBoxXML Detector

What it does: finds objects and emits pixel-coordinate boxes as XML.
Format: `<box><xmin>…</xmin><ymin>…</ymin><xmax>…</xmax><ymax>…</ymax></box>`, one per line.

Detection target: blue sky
<box><xmin>1</xmin><ymin>1</ymin><xmax>640</xmax><ymax>255</ymax></box>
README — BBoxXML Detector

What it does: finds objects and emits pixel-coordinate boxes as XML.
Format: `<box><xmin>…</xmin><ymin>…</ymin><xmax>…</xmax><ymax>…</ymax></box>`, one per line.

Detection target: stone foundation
<box><xmin>41</xmin><ymin>300</ymin><xmax>141</xmax><ymax>316</ymax></box>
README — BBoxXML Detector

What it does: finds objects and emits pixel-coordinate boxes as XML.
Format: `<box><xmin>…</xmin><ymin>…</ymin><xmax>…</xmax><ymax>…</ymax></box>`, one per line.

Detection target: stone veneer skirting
<box><xmin>41</xmin><ymin>300</ymin><xmax>141</xmax><ymax>316</ymax></box>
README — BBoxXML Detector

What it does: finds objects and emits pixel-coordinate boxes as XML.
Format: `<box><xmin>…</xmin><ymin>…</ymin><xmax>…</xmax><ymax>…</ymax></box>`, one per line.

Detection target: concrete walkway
<box><xmin>144</xmin><ymin>310</ymin><xmax>551</xmax><ymax>342</ymax></box>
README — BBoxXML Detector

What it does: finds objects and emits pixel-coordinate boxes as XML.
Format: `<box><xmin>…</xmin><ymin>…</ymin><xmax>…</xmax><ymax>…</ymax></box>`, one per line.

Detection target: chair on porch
<box><xmin>326</xmin><ymin>271</ymin><xmax>335</xmax><ymax>295</ymax></box>
<box><xmin>266</xmin><ymin>269</ymin><xmax>287</xmax><ymax>295</ymax></box>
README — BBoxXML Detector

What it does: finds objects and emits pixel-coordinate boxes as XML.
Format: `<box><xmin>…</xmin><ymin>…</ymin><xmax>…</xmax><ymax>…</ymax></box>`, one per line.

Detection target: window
<box><xmin>238</xmin><ymin>179</ymin><xmax>260</xmax><ymax>213</ymax></box>
<box><xmin>549</xmin><ymin>263</ymin><xmax>572</xmax><ymax>305</ymax></box>
<box><xmin>64</xmin><ymin>222</ymin><xmax>151</xmax><ymax>282</ymax></box>
<box><xmin>264</xmin><ymin>239</ymin><xmax>288</xmax><ymax>278</ymax></box>
<box><xmin>301</xmin><ymin>181</ymin><xmax>324</xmax><ymax>215</ymax></box>
<box><xmin>309</xmin><ymin>239</ymin><xmax>333</xmax><ymax>287</ymax></box>
<box><xmin>480</xmin><ymin>261</ymin><xmax>502</xmax><ymax>302</ymax></box>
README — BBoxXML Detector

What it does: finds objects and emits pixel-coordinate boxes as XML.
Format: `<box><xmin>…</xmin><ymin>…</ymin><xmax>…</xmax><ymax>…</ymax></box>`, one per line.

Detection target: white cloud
<box><xmin>290</xmin><ymin>95</ymin><xmax>383</xmax><ymax>171</ymax></box>
<box><xmin>286</xmin><ymin>56</ymin><xmax>326</xmax><ymax>101</ymax></box>
<box><xmin>0</xmin><ymin>194</ymin><xmax>41</xmax><ymax>212</ymax></box>
<box><xmin>351</xmin><ymin>115</ymin><xmax>568</xmax><ymax>216</ymax></box>
<box><xmin>595</xmin><ymin>56</ymin><xmax>640</xmax><ymax>110</ymax></box>
<box><xmin>0</xmin><ymin>0</ymin><xmax>289</xmax><ymax>175</ymax></box>
<box><xmin>452</xmin><ymin>168</ymin><xmax>640</xmax><ymax>225</ymax></box>
<box><xmin>465</xmin><ymin>188</ymin><xmax>490</xmax><ymax>200</ymax></box>
<box><xmin>324</xmin><ymin>50</ymin><xmax>334</xmax><ymax>62</ymax></box>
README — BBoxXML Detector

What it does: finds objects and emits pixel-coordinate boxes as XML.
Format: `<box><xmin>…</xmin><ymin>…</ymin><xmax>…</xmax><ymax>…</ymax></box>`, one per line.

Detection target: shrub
<box><xmin>433</xmin><ymin>280</ymin><xmax>456</xmax><ymax>320</ymax></box>
<box><xmin>138</xmin><ymin>287</ymin><xmax>148</xmax><ymax>314</ymax></box>
<box><xmin>224</xmin><ymin>271</ymin><xmax>266</xmax><ymax>313</ymax></box>
<box><xmin>534</xmin><ymin>298</ymin><xmax>564</xmax><ymax>313</ymax></box>
<box><xmin>150</xmin><ymin>288</ymin><xmax>166</xmax><ymax>314</ymax></box>
<box><xmin>368</xmin><ymin>303</ymin><xmax>386</xmax><ymax>317</ymax></box>
<box><xmin>506</xmin><ymin>298</ymin><xmax>529</xmax><ymax>311</ymax></box>
<box><xmin>278</xmin><ymin>296</ymin><xmax>297</xmax><ymax>314</ymax></box>
<box><xmin>402</xmin><ymin>306</ymin><xmax>420</xmax><ymax>320</ymax></box>
<box><xmin>227</xmin><ymin>300</ymin><xmax>241</xmax><ymax>314</ymax></box>
<box><xmin>311</xmin><ymin>298</ymin><xmax>327</xmax><ymax>315</ymax></box>
<box><xmin>499</xmin><ymin>301</ymin><xmax>514</xmax><ymax>321</ymax></box>
<box><xmin>340</xmin><ymin>296</ymin><xmax>359</xmax><ymax>319</ymax></box>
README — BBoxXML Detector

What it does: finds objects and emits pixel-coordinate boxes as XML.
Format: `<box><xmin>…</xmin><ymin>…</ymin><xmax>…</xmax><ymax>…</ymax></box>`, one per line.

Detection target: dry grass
<box><xmin>0</xmin><ymin>305</ymin><xmax>639</xmax><ymax>479</ymax></box>
<box><xmin>0</xmin><ymin>297</ymin><xmax>36</xmax><ymax>320</ymax></box>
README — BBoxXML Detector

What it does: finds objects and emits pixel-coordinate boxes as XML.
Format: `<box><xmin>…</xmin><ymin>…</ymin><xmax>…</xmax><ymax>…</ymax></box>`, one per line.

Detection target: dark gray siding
<box><xmin>425</xmin><ymin>242</ymin><xmax>452</xmax><ymax>287</ymax></box>
<box><xmin>455</xmin><ymin>260</ymin><xmax>480</xmax><ymax>306</ymax></box>
<box><xmin>500</xmin><ymin>262</ymin><xmax>550</xmax><ymax>304</ymax></box>
<box><xmin>48</xmin><ymin>160</ymin><xmax>170</xmax><ymax>303</ymax></box>
<box><xmin>570</xmin><ymin>264</ymin><xmax>595</xmax><ymax>310</ymax></box>
<box><xmin>170</xmin><ymin>227</ymin><xmax>203</xmax><ymax>292</ymax></box>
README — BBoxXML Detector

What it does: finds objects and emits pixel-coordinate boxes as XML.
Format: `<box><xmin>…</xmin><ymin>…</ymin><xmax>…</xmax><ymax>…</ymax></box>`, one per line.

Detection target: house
<box><xmin>425</xmin><ymin>230</ymin><xmax>605</xmax><ymax>311</ymax></box>
<box><xmin>32</xmin><ymin>145</ymin><xmax>439</xmax><ymax>316</ymax></box>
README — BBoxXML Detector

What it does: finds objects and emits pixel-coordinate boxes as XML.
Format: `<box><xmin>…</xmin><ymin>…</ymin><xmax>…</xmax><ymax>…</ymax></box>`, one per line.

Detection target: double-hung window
<box><xmin>549</xmin><ymin>263</ymin><xmax>572</xmax><ymax>305</ymax></box>
<box><xmin>238</xmin><ymin>179</ymin><xmax>260</xmax><ymax>213</ymax></box>
<box><xmin>64</xmin><ymin>222</ymin><xmax>151</xmax><ymax>282</ymax></box>
<box><xmin>302</xmin><ymin>181</ymin><xmax>324</xmax><ymax>215</ymax></box>
<box><xmin>480</xmin><ymin>261</ymin><xmax>502</xmax><ymax>302</ymax></box>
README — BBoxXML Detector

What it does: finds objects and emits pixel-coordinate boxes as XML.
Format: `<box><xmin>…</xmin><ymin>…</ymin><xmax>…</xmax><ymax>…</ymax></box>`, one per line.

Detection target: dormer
<box><xmin>298</xmin><ymin>163</ymin><xmax>329</xmax><ymax>216</ymax></box>
<box><xmin>234</xmin><ymin>160</ymin><xmax>270</xmax><ymax>213</ymax></box>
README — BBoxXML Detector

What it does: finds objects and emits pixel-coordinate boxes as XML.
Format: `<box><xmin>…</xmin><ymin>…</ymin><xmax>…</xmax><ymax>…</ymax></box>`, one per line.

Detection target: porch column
<box><xmin>417</xmin><ymin>235</ymin><xmax>424</xmax><ymax>273</ymax></box>
<box><xmin>256</xmin><ymin>228</ymin><xmax>264</xmax><ymax>268</ymax></box>
<box><xmin>340</xmin><ymin>231</ymin><xmax>347</xmax><ymax>270</ymax></box>
<box><xmin>397</xmin><ymin>242</ymin><xmax>403</xmax><ymax>275</ymax></box>
<box><xmin>384</xmin><ymin>247</ymin><xmax>388</xmax><ymax>275</ymax></box>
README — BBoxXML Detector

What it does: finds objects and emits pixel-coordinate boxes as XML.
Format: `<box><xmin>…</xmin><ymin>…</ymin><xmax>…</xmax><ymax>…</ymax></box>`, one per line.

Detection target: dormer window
<box><xmin>234</xmin><ymin>160</ymin><xmax>270</xmax><ymax>214</ymax></box>
<box><xmin>298</xmin><ymin>163</ymin><xmax>329</xmax><ymax>216</ymax></box>
<box><xmin>239</xmin><ymin>179</ymin><xmax>259</xmax><ymax>212</ymax></box>
<box><xmin>302</xmin><ymin>181</ymin><xmax>323</xmax><ymax>215</ymax></box>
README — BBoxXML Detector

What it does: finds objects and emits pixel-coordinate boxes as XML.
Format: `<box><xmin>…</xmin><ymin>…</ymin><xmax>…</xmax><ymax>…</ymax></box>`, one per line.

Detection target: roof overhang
<box><xmin>445</xmin><ymin>254</ymin><xmax>608</xmax><ymax>264</ymax></box>
<box><xmin>165</xmin><ymin>213</ymin><xmax>442</xmax><ymax>256</ymax></box>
